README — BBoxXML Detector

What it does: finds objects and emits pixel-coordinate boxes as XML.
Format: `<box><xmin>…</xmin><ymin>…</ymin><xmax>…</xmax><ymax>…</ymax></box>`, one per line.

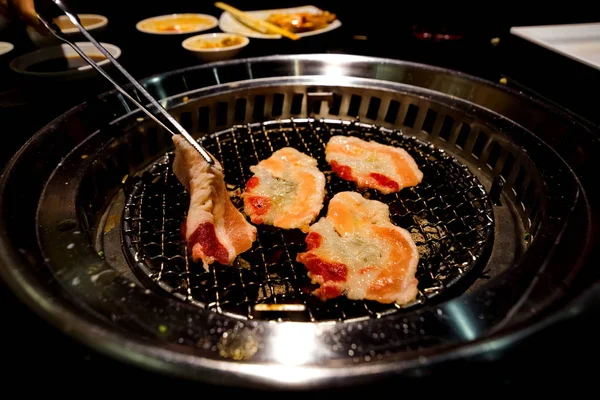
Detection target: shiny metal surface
<box><xmin>0</xmin><ymin>54</ymin><xmax>597</xmax><ymax>389</ymax></box>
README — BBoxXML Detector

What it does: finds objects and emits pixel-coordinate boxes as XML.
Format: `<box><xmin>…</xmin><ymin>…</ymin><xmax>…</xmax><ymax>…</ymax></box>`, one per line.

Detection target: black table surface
<box><xmin>1</xmin><ymin>1</ymin><xmax>599</xmax><ymax>393</ymax></box>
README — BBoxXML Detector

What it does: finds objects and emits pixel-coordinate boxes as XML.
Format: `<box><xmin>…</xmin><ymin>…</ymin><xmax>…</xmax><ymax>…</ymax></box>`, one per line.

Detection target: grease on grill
<box><xmin>122</xmin><ymin>119</ymin><xmax>494</xmax><ymax>322</ymax></box>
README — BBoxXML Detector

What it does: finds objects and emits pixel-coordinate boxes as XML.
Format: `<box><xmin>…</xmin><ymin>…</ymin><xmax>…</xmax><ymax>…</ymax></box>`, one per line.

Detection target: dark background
<box><xmin>1</xmin><ymin>0</ymin><xmax>599</xmax><ymax>393</ymax></box>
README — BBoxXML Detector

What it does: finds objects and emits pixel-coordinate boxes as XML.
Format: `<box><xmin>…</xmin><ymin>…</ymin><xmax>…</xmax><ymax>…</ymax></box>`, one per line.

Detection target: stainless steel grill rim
<box><xmin>0</xmin><ymin>54</ymin><xmax>595</xmax><ymax>390</ymax></box>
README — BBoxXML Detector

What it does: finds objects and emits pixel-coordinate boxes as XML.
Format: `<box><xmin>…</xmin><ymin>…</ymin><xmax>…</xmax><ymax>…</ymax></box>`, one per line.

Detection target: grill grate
<box><xmin>122</xmin><ymin>118</ymin><xmax>495</xmax><ymax>322</ymax></box>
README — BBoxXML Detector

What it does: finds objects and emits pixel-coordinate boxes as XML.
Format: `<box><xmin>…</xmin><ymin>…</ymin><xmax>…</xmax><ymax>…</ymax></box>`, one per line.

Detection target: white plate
<box><xmin>510</xmin><ymin>23</ymin><xmax>600</xmax><ymax>70</ymax></box>
<box><xmin>218</xmin><ymin>5</ymin><xmax>341</xmax><ymax>39</ymax></box>
<box><xmin>0</xmin><ymin>41</ymin><xmax>14</xmax><ymax>56</ymax></box>
<box><xmin>10</xmin><ymin>42</ymin><xmax>121</xmax><ymax>81</ymax></box>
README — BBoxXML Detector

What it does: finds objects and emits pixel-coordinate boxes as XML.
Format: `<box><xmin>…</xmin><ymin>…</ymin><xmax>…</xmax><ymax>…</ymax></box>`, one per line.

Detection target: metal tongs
<box><xmin>35</xmin><ymin>0</ymin><xmax>215</xmax><ymax>165</ymax></box>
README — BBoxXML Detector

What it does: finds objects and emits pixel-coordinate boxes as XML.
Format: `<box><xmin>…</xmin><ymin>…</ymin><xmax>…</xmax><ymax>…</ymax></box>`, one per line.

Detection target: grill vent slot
<box><xmin>272</xmin><ymin>93</ymin><xmax>284</xmax><ymax>117</ymax></box>
<box><xmin>472</xmin><ymin>130</ymin><xmax>489</xmax><ymax>159</ymax></box>
<box><xmin>455</xmin><ymin>123</ymin><xmax>471</xmax><ymax>149</ymax></box>
<box><xmin>439</xmin><ymin>115</ymin><xmax>454</xmax><ymax>141</ymax></box>
<box><xmin>328</xmin><ymin>94</ymin><xmax>342</xmax><ymax>115</ymax></box>
<box><xmin>500</xmin><ymin>152</ymin><xmax>515</xmax><ymax>182</ymax></box>
<box><xmin>404</xmin><ymin>104</ymin><xmax>419</xmax><ymax>127</ymax></box>
<box><xmin>234</xmin><ymin>98</ymin><xmax>246</xmax><ymax>122</ymax></box>
<box><xmin>216</xmin><ymin>102</ymin><xmax>228</xmax><ymax>126</ymax></box>
<box><xmin>366</xmin><ymin>97</ymin><xmax>381</xmax><ymax>120</ymax></box>
<box><xmin>310</xmin><ymin>97</ymin><xmax>322</xmax><ymax>115</ymax></box>
<box><xmin>290</xmin><ymin>93</ymin><xmax>303</xmax><ymax>115</ymax></box>
<box><xmin>486</xmin><ymin>141</ymin><xmax>501</xmax><ymax>169</ymax></box>
<box><xmin>252</xmin><ymin>95</ymin><xmax>266</xmax><ymax>120</ymax></box>
<box><xmin>384</xmin><ymin>100</ymin><xmax>400</xmax><ymax>124</ymax></box>
<box><xmin>422</xmin><ymin>109</ymin><xmax>437</xmax><ymax>134</ymax></box>
<box><xmin>347</xmin><ymin>94</ymin><xmax>362</xmax><ymax>117</ymax></box>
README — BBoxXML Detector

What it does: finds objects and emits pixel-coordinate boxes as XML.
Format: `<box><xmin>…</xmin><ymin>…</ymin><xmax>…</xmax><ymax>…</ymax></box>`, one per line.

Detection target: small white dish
<box><xmin>27</xmin><ymin>14</ymin><xmax>108</xmax><ymax>48</ymax></box>
<box><xmin>10</xmin><ymin>42</ymin><xmax>121</xmax><ymax>81</ymax></box>
<box><xmin>0</xmin><ymin>41</ymin><xmax>14</xmax><ymax>57</ymax></box>
<box><xmin>182</xmin><ymin>32</ymin><xmax>249</xmax><ymax>62</ymax></box>
<box><xmin>218</xmin><ymin>5</ymin><xmax>341</xmax><ymax>39</ymax></box>
<box><xmin>136</xmin><ymin>13</ymin><xmax>218</xmax><ymax>35</ymax></box>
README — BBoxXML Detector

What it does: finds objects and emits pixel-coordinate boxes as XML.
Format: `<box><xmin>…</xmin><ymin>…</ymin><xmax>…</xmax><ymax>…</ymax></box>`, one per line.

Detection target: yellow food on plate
<box><xmin>188</xmin><ymin>35</ymin><xmax>244</xmax><ymax>49</ymax></box>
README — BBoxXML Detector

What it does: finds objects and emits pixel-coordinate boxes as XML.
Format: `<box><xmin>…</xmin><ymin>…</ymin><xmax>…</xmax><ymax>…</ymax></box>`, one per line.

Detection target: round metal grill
<box><xmin>122</xmin><ymin>118</ymin><xmax>494</xmax><ymax>321</ymax></box>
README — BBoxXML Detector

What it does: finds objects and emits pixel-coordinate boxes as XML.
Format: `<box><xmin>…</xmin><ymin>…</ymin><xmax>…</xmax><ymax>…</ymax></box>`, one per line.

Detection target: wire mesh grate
<box><xmin>122</xmin><ymin>118</ymin><xmax>495</xmax><ymax>321</ymax></box>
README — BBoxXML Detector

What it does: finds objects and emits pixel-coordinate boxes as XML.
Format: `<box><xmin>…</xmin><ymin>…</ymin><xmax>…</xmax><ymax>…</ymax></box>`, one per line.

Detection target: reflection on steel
<box><xmin>446</xmin><ymin>302</ymin><xmax>478</xmax><ymax>341</ymax></box>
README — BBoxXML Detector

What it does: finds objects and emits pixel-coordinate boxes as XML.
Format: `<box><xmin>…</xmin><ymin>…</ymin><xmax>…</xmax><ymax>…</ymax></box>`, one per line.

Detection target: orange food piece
<box><xmin>297</xmin><ymin>191</ymin><xmax>419</xmax><ymax>305</ymax></box>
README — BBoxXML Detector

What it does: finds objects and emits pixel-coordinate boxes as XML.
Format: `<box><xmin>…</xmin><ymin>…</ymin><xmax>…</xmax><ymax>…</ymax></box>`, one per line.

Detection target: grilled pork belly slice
<box><xmin>325</xmin><ymin>135</ymin><xmax>423</xmax><ymax>194</ymax></box>
<box><xmin>242</xmin><ymin>147</ymin><xmax>326</xmax><ymax>233</ymax></box>
<box><xmin>297</xmin><ymin>191</ymin><xmax>419</xmax><ymax>305</ymax></box>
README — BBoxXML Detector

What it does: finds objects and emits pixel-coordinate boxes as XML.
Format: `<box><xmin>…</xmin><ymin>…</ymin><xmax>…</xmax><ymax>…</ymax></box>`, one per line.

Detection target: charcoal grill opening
<box><xmin>122</xmin><ymin>118</ymin><xmax>495</xmax><ymax>322</ymax></box>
